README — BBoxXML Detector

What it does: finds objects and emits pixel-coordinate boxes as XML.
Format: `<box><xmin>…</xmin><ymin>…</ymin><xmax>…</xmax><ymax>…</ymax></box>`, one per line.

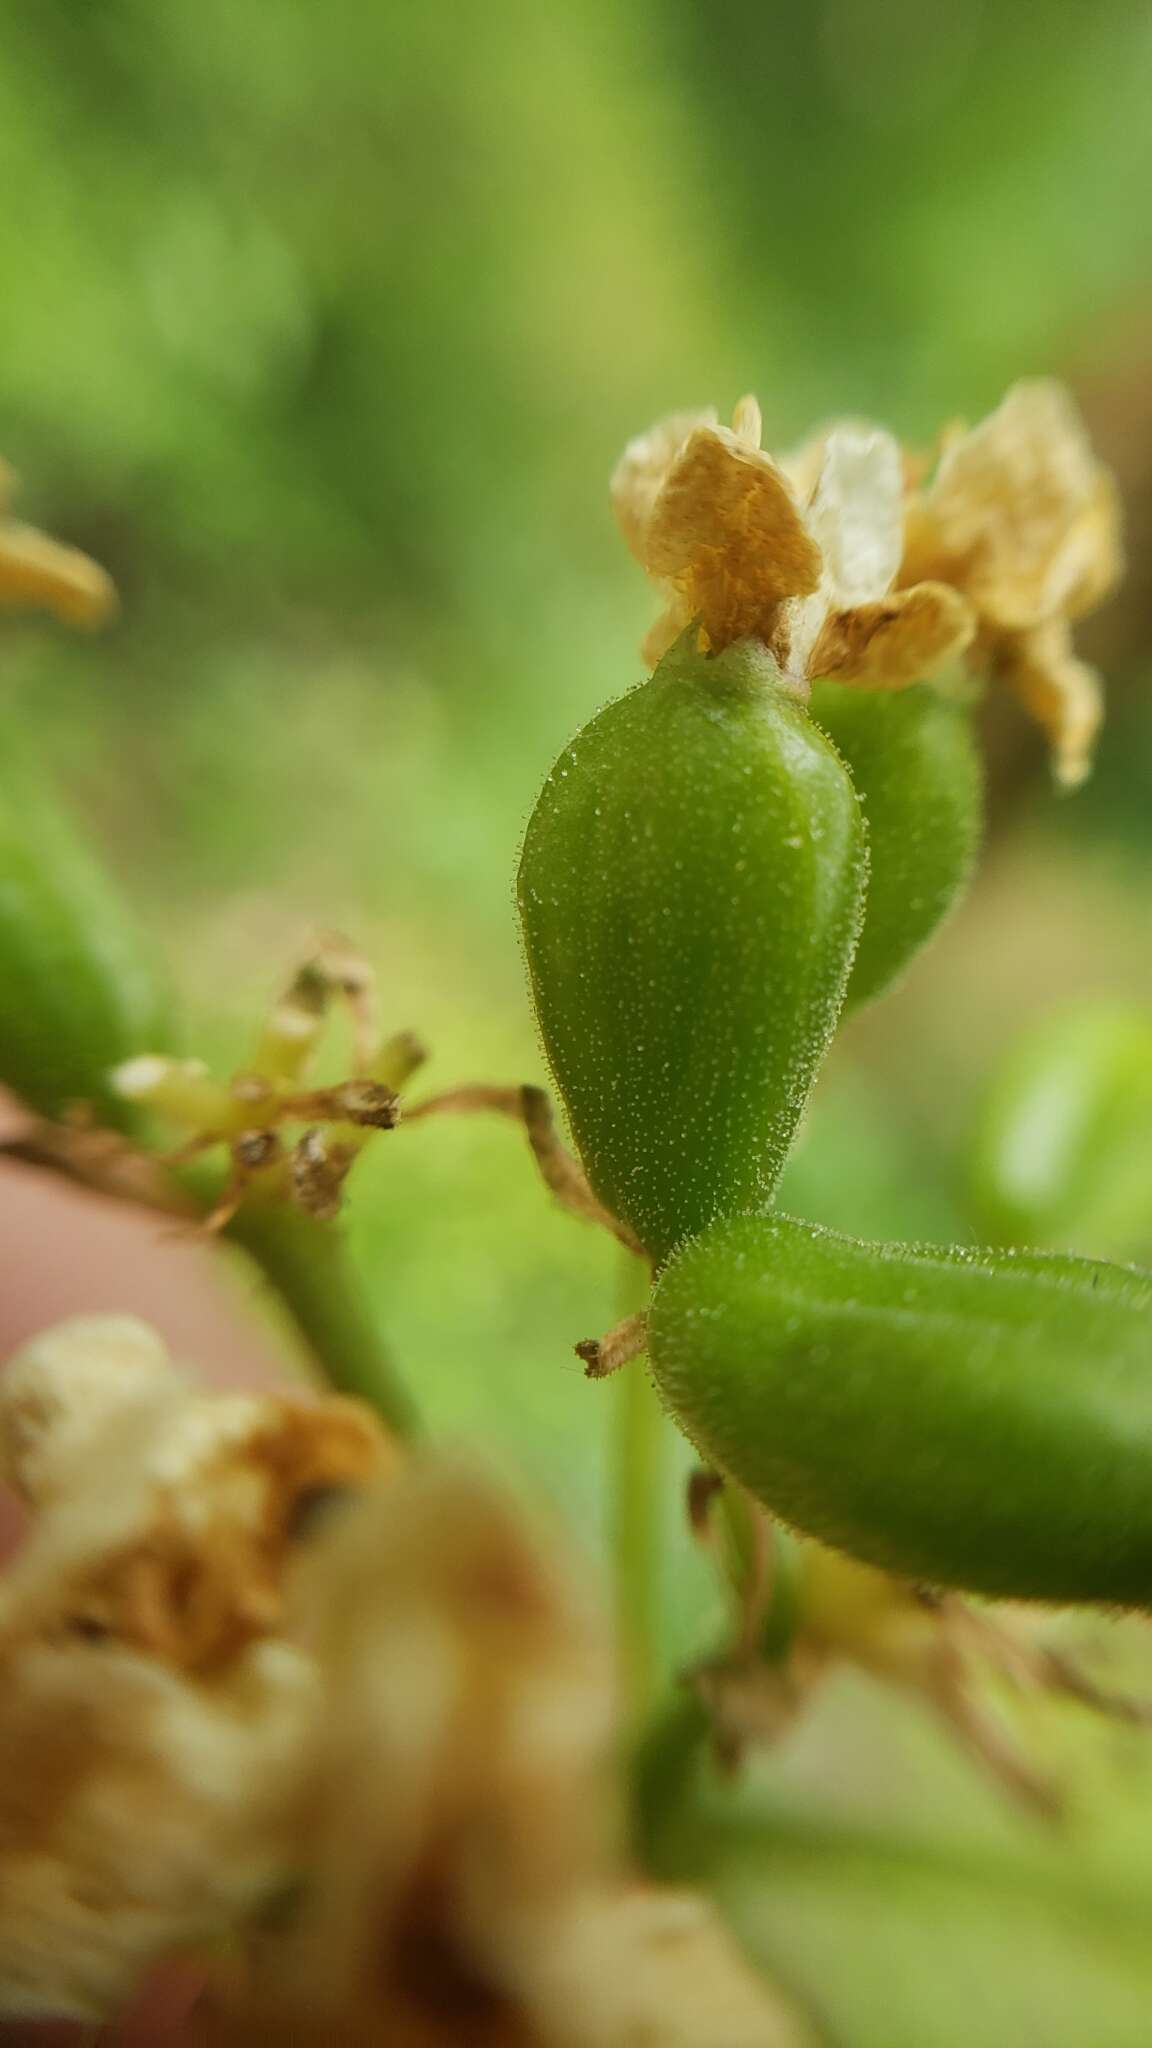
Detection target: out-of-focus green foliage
<box><xmin>6</xmin><ymin>2</ymin><xmax>1152</xmax><ymax>2038</ymax></box>
<box><xmin>970</xmin><ymin>1004</ymin><xmax>1152</xmax><ymax>1255</ymax></box>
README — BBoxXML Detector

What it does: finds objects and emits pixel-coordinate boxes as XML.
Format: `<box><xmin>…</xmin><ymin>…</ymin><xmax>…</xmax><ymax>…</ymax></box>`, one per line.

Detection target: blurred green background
<box><xmin>4</xmin><ymin>2</ymin><xmax>1152</xmax><ymax>2040</ymax></box>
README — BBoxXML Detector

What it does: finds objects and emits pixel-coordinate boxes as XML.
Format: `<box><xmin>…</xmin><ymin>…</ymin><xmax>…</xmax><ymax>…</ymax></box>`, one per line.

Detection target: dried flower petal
<box><xmin>198</xmin><ymin>1464</ymin><xmax>810</xmax><ymax>2046</ymax></box>
<box><xmin>0</xmin><ymin>1630</ymin><xmax>316</xmax><ymax>2022</ymax></box>
<box><xmin>809</xmin><ymin>580</ymin><xmax>973</xmax><ymax>689</ymax></box>
<box><xmin>611</xmin><ymin>408</ymin><xmax>717</xmax><ymax>563</ymax></box>
<box><xmin>613</xmin><ymin>400</ymin><xmax>968</xmax><ymax>692</ymax></box>
<box><xmin>904</xmin><ymin>381</ymin><xmax>1122</xmax><ymax>630</ymax></box>
<box><xmin>0</xmin><ymin>1315</ymin><xmax>172</xmax><ymax>1505</ymax></box>
<box><xmin>899</xmin><ymin>380</ymin><xmax>1122</xmax><ymax>780</ymax></box>
<box><xmin>0</xmin><ymin>1316</ymin><xmax>397</xmax><ymax>2020</ymax></box>
<box><xmin>787</xmin><ymin>426</ymin><xmax>921</xmax><ymax>679</ymax></box>
<box><xmin>988</xmin><ymin>617</ymin><xmax>1104</xmax><ymax>791</ymax></box>
<box><xmin>644</xmin><ymin>420</ymin><xmax>822</xmax><ymax>656</ymax></box>
<box><xmin>0</xmin><ymin>462</ymin><xmax>116</xmax><ymax>628</ymax></box>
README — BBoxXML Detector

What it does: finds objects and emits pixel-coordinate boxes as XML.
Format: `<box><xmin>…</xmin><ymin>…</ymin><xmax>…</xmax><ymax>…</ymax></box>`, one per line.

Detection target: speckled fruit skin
<box><xmin>809</xmin><ymin>680</ymin><xmax>982</xmax><ymax>1011</ymax></box>
<box><xmin>0</xmin><ymin>744</ymin><xmax>173</xmax><ymax>1126</ymax></box>
<box><xmin>517</xmin><ymin>640</ymin><xmax>868</xmax><ymax>1265</ymax></box>
<box><xmin>649</xmin><ymin>1211</ymin><xmax>1152</xmax><ymax>1607</ymax></box>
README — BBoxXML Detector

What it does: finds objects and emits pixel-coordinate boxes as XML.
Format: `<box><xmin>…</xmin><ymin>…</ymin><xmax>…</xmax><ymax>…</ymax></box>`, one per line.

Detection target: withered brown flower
<box><xmin>899</xmin><ymin>379</ymin><xmax>1123</xmax><ymax>786</ymax></box>
<box><xmin>614</xmin><ymin>382</ymin><xmax>1123</xmax><ymax>784</ymax></box>
<box><xmin>612</xmin><ymin>396</ymin><xmax>972</xmax><ymax>686</ymax></box>
<box><xmin>197</xmin><ymin>1463</ymin><xmax>811</xmax><ymax>2046</ymax></box>
<box><xmin>0</xmin><ymin>1315</ymin><xmax>395</xmax><ymax>2020</ymax></box>
<box><xmin>0</xmin><ymin>457</ymin><xmax>117</xmax><ymax>628</ymax></box>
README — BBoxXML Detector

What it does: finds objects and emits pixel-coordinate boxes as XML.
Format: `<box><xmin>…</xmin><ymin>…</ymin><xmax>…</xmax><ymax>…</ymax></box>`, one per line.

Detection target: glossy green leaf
<box><xmin>649</xmin><ymin>1210</ymin><xmax>1152</xmax><ymax>1605</ymax></box>
<box><xmin>0</xmin><ymin>742</ymin><xmax>174</xmax><ymax>1125</ymax></box>
<box><xmin>809</xmin><ymin>679</ymin><xmax>982</xmax><ymax>1010</ymax></box>
<box><xmin>517</xmin><ymin>639</ymin><xmax>868</xmax><ymax>1263</ymax></box>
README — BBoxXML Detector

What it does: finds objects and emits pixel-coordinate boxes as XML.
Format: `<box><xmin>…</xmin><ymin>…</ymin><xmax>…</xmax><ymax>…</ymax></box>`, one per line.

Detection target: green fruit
<box><xmin>518</xmin><ymin>640</ymin><xmax>868</xmax><ymax>1263</ymax></box>
<box><xmin>649</xmin><ymin>1210</ymin><xmax>1152</xmax><ymax>1606</ymax></box>
<box><xmin>0</xmin><ymin>743</ymin><xmax>174</xmax><ymax>1125</ymax></box>
<box><xmin>970</xmin><ymin>1004</ymin><xmax>1152</xmax><ymax>1254</ymax></box>
<box><xmin>809</xmin><ymin>680</ymin><xmax>982</xmax><ymax>1010</ymax></box>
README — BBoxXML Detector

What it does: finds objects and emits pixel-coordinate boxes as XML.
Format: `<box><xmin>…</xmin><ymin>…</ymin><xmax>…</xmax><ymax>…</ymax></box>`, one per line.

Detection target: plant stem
<box><xmin>630</xmin><ymin>1687</ymin><xmax>710</xmax><ymax>1864</ymax></box>
<box><xmin>611</xmin><ymin>1247</ymin><xmax>663</xmax><ymax>1724</ymax></box>
<box><xmin>225</xmin><ymin>1197</ymin><xmax>418</xmax><ymax>1438</ymax></box>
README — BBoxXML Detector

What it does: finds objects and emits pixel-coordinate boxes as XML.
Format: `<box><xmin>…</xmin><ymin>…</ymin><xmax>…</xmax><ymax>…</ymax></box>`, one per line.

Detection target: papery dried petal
<box><xmin>0</xmin><ymin>1632</ymin><xmax>316</xmax><ymax>2021</ymax></box>
<box><xmin>808</xmin><ymin>427</ymin><xmax>905</xmax><ymax>609</ymax></box>
<box><xmin>645</xmin><ymin>426</ymin><xmax>822</xmax><ymax>653</ymax></box>
<box><xmin>0</xmin><ymin>1316</ymin><xmax>397</xmax><ymax>1673</ymax></box>
<box><xmin>0</xmin><ymin>519</ymin><xmax>117</xmax><ymax>628</ymax></box>
<box><xmin>906</xmin><ymin>380</ymin><xmax>1122</xmax><ymax>633</ymax></box>
<box><xmin>810</xmin><ymin>581</ymin><xmax>974</xmax><ymax>688</ymax></box>
<box><xmin>0</xmin><ymin>1317</ymin><xmax>398</xmax><ymax>2021</ymax></box>
<box><xmin>0</xmin><ymin>1315</ymin><xmax>173</xmax><ymax>1505</ymax></box>
<box><xmin>991</xmin><ymin>618</ymin><xmax>1104</xmax><ymax>790</ymax></box>
<box><xmin>610</xmin><ymin>409</ymin><xmax>716</xmax><ymax>562</ymax></box>
<box><xmin>784</xmin><ymin>426</ymin><xmax>906</xmax><ymax>678</ymax></box>
<box><xmin>199</xmin><ymin>1464</ymin><xmax>811</xmax><ymax>2046</ymax></box>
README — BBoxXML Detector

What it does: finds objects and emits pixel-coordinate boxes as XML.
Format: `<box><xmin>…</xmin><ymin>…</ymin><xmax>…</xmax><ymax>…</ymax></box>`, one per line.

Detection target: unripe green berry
<box><xmin>518</xmin><ymin>640</ymin><xmax>868</xmax><ymax>1263</ymax></box>
<box><xmin>809</xmin><ymin>680</ymin><xmax>982</xmax><ymax>1010</ymax></box>
<box><xmin>649</xmin><ymin>1210</ymin><xmax>1152</xmax><ymax>1607</ymax></box>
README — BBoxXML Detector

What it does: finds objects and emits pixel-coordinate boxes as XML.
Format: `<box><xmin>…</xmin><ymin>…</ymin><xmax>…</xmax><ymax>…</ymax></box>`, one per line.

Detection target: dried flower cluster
<box><xmin>613</xmin><ymin>380</ymin><xmax>1122</xmax><ymax>785</ymax></box>
<box><xmin>0</xmin><ymin>1319</ymin><xmax>806</xmax><ymax>2043</ymax></box>
<box><xmin>199</xmin><ymin>1465</ymin><xmax>807</xmax><ymax>2046</ymax></box>
<box><xmin>111</xmin><ymin>941</ymin><xmax>419</xmax><ymax>1229</ymax></box>
<box><xmin>0</xmin><ymin>1314</ymin><xmax>394</xmax><ymax>2020</ymax></box>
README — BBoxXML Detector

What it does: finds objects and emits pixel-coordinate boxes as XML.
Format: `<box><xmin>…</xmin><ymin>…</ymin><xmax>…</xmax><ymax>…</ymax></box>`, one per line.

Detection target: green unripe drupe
<box><xmin>0</xmin><ymin>743</ymin><xmax>174</xmax><ymax>1127</ymax></box>
<box><xmin>809</xmin><ymin>680</ymin><xmax>982</xmax><ymax>1011</ymax></box>
<box><xmin>649</xmin><ymin>1210</ymin><xmax>1152</xmax><ymax>1606</ymax></box>
<box><xmin>518</xmin><ymin>640</ymin><xmax>868</xmax><ymax>1263</ymax></box>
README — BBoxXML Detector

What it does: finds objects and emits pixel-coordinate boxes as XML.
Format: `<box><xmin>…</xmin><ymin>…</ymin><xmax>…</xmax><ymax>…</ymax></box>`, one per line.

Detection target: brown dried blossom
<box><xmin>614</xmin><ymin>380</ymin><xmax>1123</xmax><ymax>784</ymax></box>
<box><xmin>198</xmin><ymin>1462</ymin><xmax>809</xmax><ymax>2047</ymax></box>
<box><xmin>899</xmin><ymin>379</ymin><xmax>1123</xmax><ymax>785</ymax></box>
<box><xmin>0</xmin><ymin>456</ymin><xmax>117</xmax><ymax>628</ymax></box>
<box><xmin>612</xmin><ymin>395</ymin><xmax>972</xmax><ymax>685</ymax></box>
<box><xmin>0</xmin><ymin>1324</ymin><xmax>807</xmax><ymax>2039</ymax></box>
<box><xmin>0</xmin><ymin>1315</ymin><xmax>396</xmax><ymax>2020</ymax></box>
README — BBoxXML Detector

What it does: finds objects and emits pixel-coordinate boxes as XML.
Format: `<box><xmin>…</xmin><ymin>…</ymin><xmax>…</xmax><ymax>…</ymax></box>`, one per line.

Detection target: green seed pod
<box><xmin>0</xmin><ymin>743</ymin><xmax>174</xmax><ymax>1126</ymax></box>
<box><xmin>808</xmin><ymin>680</ymin><xmax>982</xmax><ymax>1010</ymax></box>
<box><xmin>649</xmin><ymin>1210</ymin><xmax>1152</xmax><ymax>1606</ymax></box>
<box><xmin>517</xmin><ymin>639</ymin><xmax>868</xmax><ymax>1263</ymax></box>
<box><xmin>970</xmin><ymin>1004</ymin><xmax>1152</xmax><ymax>1254</ymax></box>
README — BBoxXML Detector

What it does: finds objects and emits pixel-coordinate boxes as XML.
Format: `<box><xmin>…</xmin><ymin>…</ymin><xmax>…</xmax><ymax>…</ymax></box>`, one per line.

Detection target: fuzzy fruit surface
<box><xmin>809</xmin><ymin>680</ymin><xmax>982</xmax><ymax>1011</ymax></box>
<box><xmin>649</xmin><ymin>1210</ymin><xmax>1152</xmax><ymax>1606</ymax></box>
<box><xmin>0</xmin><ymin>743</ymin><xmax>173</xmax><ymax>1125</ymax></box>
<box><xmin>518</xmin><ymin>641</ymin><xmax>867</xmax><ymax>1264</ymax></box>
